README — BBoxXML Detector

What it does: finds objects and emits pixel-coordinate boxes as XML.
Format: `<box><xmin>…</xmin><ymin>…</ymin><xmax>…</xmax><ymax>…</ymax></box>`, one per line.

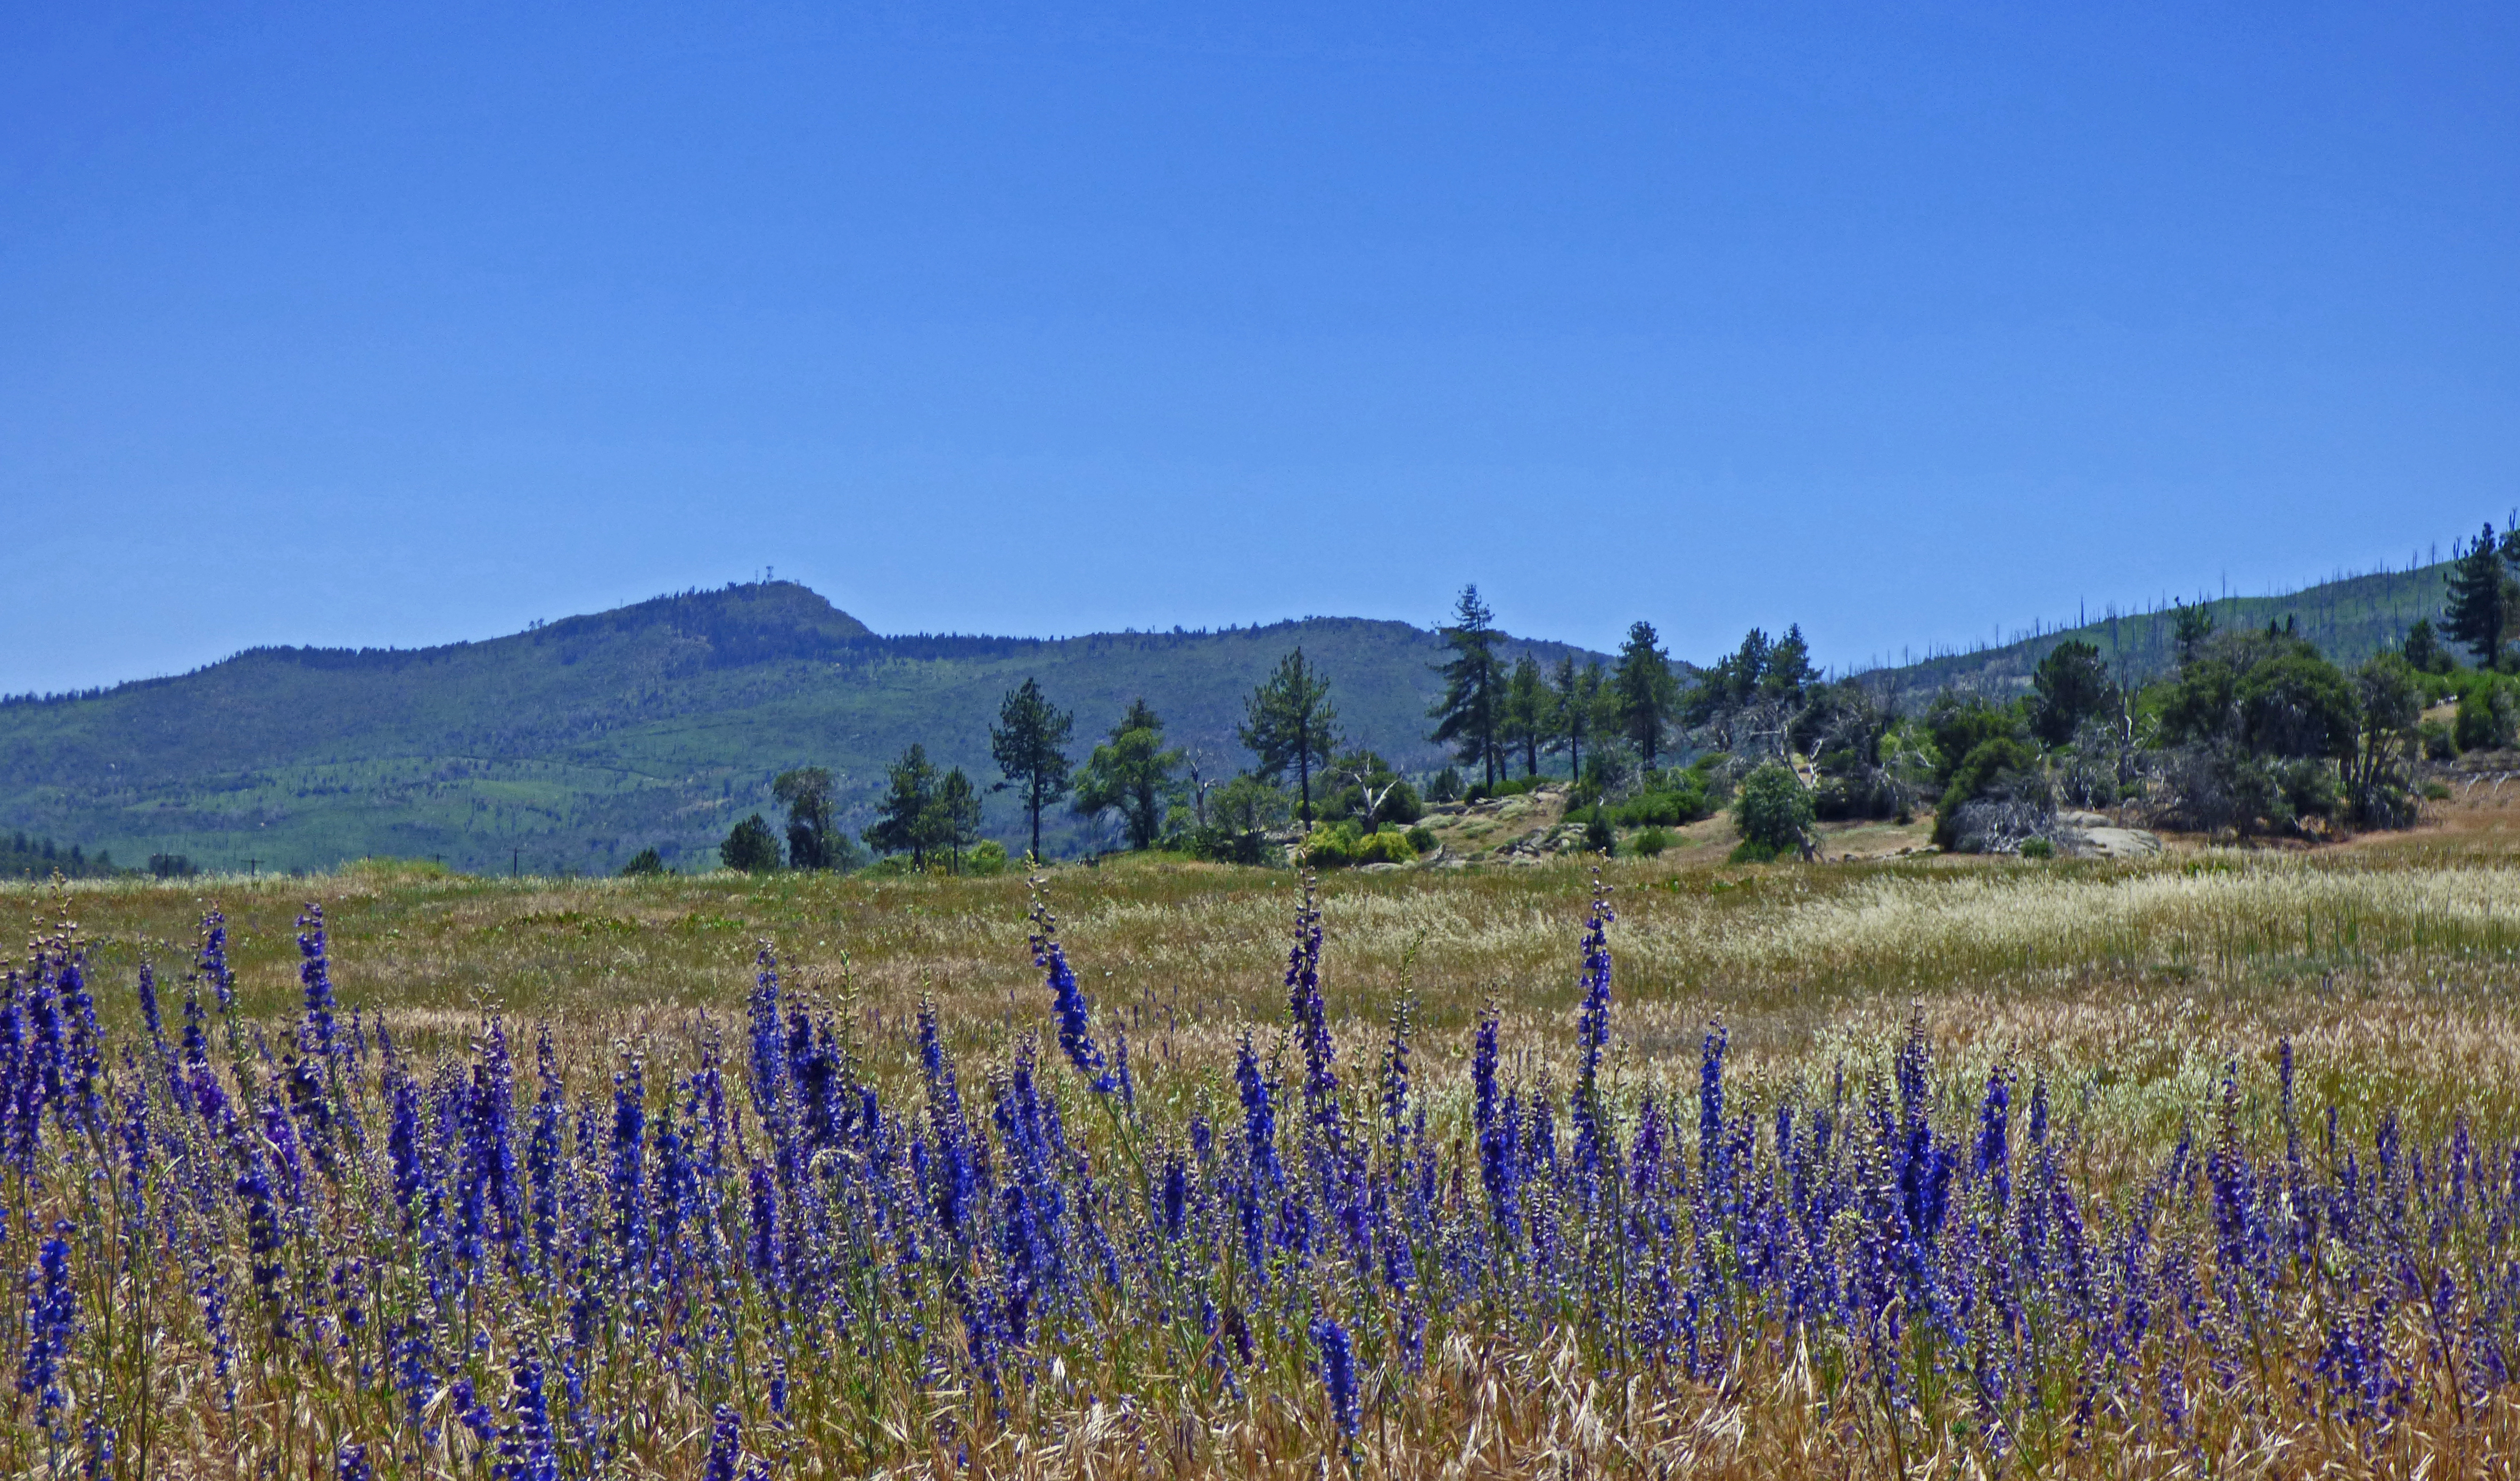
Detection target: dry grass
<box><xmin>19</xmin><ymin>833</ymin><xmax>2520</xmax><ymax>1154</ymax></box>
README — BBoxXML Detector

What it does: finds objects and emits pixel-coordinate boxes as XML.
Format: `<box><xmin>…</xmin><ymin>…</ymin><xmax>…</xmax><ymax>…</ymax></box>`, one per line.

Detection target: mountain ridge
<box><xmin>0</xmin><ymin>582</ymin><xmax>1604</xmax><ymax>873</ymax></box>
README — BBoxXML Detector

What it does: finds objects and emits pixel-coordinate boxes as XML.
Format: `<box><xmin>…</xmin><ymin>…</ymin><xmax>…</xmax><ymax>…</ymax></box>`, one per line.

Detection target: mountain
<box><xmin>1862</xmin><ymin>559</ymin><xmax>2453</xmax><ymax>698</ymax></box>
<box><xmin>0</xmin><ymin>583</ymin><xmax>1603</xmax><ymax>873</ymax></box>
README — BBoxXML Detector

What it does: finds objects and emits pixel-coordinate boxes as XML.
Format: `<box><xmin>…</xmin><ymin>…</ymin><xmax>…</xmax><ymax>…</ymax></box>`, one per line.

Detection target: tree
<box><xmin>1074</xmin><ymin>699</ymin><xmax>1183</xmax><ymax>850</ymax></box>
<box><xmin>2235</xmin><ymin>651</ymin><xmax>2360</xmax><ymax>760</ymax></box>
<box><xmin>1322</xmin><ymin>748</ymin><xmax>1423</xmax><ymax>830</ymax></box>
<box><xmin>937</xmin><ymin>767</ymin><xmax>983</xmax><ymax>873</ymax></box>
<box><xmin>1499</xmin><ymin>656</ymin><xmax>1549</xmax><ymax>779</ymax></box>
<box><xmin>773</xmin><ymin>766</ymin><xmax>853</xmax><ymax>871</ymax></box>
<box><xmin>719</xmin><ymin>814</ymin><xmax>781</xmax><ymax>873</ymax></box>
<box><xmin>1427</xmin><ymin>585</ymin><xmax>1504</xmax><ymax>787</ymax></box>
<box><xmin>1240</xmin><ymin>649</ymin><xmax>1339</xmax><ymax>826</ymax></box>
<box><xmin>2347</xmin><ymin>653</ymin><xmax>2423</xmax><ymax>827</ymax></box>
<box><xmin>1763</xmin><ymin>624</ymin><xmax>1816</xmax><ymax>701</ymax></box>
<box><xmin>991</xmin><ymin>678</ymin><xmax>1074</xmax><ymax>863</ymax></box>
<box><xmin>1205</xmin><ymin>774</ymin><xmax>1291</xmax><ymax>865</ymax></box>
<box><xmin>1545</xmin><ymin>657</ymin><xmax>1605</xmax><ymax>784</ymax></box>
<box><xmin>863</xmin><ymin>743</ymin><xmax>941</xmax><ymax>868</ymax></box>
<box><xmin>2029</xmin><ymin>641</ymin><xmax>2115</xmax><ymax>747</ymax></box>
<box><xmin>2173</xmin><ymin>601</ymin><xmax>2217</xmax><ymax>666</ymax></box>
<box><xmin>1732</xmin><ymin>763</ymin><xmax>1815</xmax><ymax>861</ymax></box>
<box><xmin>2443</xmin><ymin>522</ymin><xmax>2516</xmax><ymax>668</ymax></box>
<box><xmin>1611</xmin><ymin>620</ymin><xmax>1677</xmax><ymax>771</ymax></box>
<box><xmin>2402</xmin><ymin>618</ymin><xmax>2455</xmax><ymax>675</ymax></box>
<box><xmin>620</xmin><ymin>847</ymin><xmax>666</xmax><ymax>877</ymax></box>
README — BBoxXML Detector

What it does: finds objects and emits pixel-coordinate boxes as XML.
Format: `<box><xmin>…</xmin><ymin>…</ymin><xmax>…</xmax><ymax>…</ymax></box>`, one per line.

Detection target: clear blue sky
<box><xmin>5</xmin><ymin>3</ymin><xmax>2515</xmax><ymax>694</ymax></box>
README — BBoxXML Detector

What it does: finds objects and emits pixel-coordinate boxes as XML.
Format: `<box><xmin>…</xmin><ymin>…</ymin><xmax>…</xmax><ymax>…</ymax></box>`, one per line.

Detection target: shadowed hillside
<box><xmin>0</xmin><ymin>583</ymin><xmax>1600</xmax><ymax>873</ymax></box>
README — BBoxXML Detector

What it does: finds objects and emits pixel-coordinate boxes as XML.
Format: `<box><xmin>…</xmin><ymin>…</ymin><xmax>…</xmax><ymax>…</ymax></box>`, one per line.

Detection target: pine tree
<box><xmin>863</xmin><ymin>743</ymin><xmax>941</xmax><ymax>868</ymax></box>
<box><xmin>719</xmin><ymin>814</ymin><xmax>782</xmax><ymax>873</ymax></box>
<box><xmin>2443</xmin><ymin>523</ymin><xmax>2515</xmax><ymax>668</ymax></box>
<box><xmin>1547</xmin><ymin>657</ymin><xmax>1605</xmax><ymax>783</ymax></box>
<box><xmin>1074</xmin><ymin>700</ymin><xmax>1184</xmax><ymax>850</ymax></box>
<box><xmin>1239</xmin><ymin>649</ymin><xmax>1339</xmax><ymax>826</ymax></box>
<box><xmin>990</xmin><ymin>678</ymin><xmax>1074</xmax><ymax>862</ymax></box>
<box><xmin>937</xmin><ymin>767</ymin><xmax>983</xmax><ymax>873</ymax></box>
<box><xmin>1612</xmin><ymin>620</ymin><xmax>1677</xmax><ymax>771</ymax></box>
<box><xmin>1500</xmin><ymin>656</ymin><xmax>1549</xmax><ymax>778</ymax></box>
<box><xmin>1428</xmin><ymin>585</ymin><xmax>1504</xmax><ymax>787</ymax></box>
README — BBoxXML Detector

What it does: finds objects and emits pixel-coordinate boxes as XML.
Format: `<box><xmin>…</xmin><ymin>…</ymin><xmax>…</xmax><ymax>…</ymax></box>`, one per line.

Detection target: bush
<box><xmin>1614</xmin><ymin>782</ymin><xmax>1710</xmax><ymax>827</ymax></box>
<box><xmin>719</xmin><ymin>814</ymin><xmax>782</xmax><ymax>873</ymax></box>
<box><xmin>963</xmin><ymin>839</ymin><xmax>1011</xmax><ymax>877</ymax></box>
<box><xmin>1403</xmin><ymin>825</ymin><xmax>1438</xmax><ymax>855</ymax></box>
<box><xmin>1733</xmin><ymin>764</ymin><xmax>1813</xmax><ymax>858</ymax></box>
<box><xmin>1727</xmin><ymin>838</ymin><xmax>1782</xmax><ymax>864</ymax></box>
<box><xmin>1299</xmin><ymin>823</ymin><xmax>1418</xmax><ymax>869</ymax></box>
<box><xmin>2018</xmin><ymin>837</ymin><xmax>2056</xmax><ymax>860</ymax></box>
<box><xmin>619</xmin><ymin>848</ymin><xmax>667</xmax><ymax>878</ymax></box>
<box><xmin>1426</xmin><ymin>766</ymin><xmax>1464</xmax><ymax>803</ymax></box>
<box><xmin>1630</xmin><ymin>827</ymin><xmax>1671</xmax><ymax>857</ymax></box>
<box><xmin>1933</xmin><ymin>738</ymin><xmax>2046</xmax><ymax>848</ymax></box>
<box><xmin>2456</xmin><ymin>684</ymin><xmax>2517</xmax><ymax>752</ymax></box>
<box><xmin>1582</xmin><ymin>808</ymin><xmax>1616</xmax><ymax>855</ymax></box>
<box><xmin>2420</xmin><ymin>719</ymin><xmax>2457</xmax><ymax>760</ymax></box>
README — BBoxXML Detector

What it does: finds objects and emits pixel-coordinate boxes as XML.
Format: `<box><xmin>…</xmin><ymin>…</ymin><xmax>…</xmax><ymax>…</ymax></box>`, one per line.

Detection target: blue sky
<box><xmin>4</xmin><ymin>2</ymin><xmax>2514</xmax><ymax>693</ymax></box>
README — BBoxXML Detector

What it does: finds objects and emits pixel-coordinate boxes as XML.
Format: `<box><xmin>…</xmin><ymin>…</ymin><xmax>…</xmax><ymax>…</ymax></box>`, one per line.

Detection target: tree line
<box><xmin>675</xmin><ymin>523</ymin><xmax>2520</xmax><ymax>876</ymax></box>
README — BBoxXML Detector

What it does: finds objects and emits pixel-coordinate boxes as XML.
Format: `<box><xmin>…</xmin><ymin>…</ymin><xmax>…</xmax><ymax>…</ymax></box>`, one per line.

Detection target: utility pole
<box><xmin>247</xmin><ymin>858</ymin><xmax>259</xmax><ymax>879</ymax></box>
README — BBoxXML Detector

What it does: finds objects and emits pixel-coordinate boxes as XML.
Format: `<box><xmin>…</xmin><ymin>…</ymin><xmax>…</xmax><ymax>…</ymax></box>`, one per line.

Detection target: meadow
<box><xmin>7</xmin><ymin>839</ymin><xmax>2520</xmax><ymax>1477</ymax></box>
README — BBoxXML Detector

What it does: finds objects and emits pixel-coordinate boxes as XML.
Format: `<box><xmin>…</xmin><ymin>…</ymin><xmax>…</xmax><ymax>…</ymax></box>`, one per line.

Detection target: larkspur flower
<box><xmin>1313</xmin><ymin>1314</ymin><xmax>1360</xmax><ymax>1438</ymax></box>
<box><xmin>1030</xmin><ymin>890</ymin><xmax>1114</xmax><ymax>1092</ymax></box>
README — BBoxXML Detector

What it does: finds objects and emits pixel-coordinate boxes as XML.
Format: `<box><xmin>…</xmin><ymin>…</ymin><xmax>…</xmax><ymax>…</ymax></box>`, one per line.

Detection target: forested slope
<box><xmin>0</xmin><ymin>583</ymin><xmax>1597</xmax><ymax>872</ymax></box>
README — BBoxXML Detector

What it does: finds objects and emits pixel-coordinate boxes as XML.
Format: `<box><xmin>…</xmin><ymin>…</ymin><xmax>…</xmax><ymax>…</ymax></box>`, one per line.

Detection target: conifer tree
<box><xmin>991</xmin><ymin>678</ymin><xmax>1074</xmax><ymax>863</ymax></box>
<box><xmin>1074</xmin><ymin>699</ymin><xmax>1183</xmax><ymax>850</ymax></box>
<box><xmin>1547</xmin><ymin>656</ymin><xmax>1607</xmax><ymax>783</ymax></box>
<box><xmin>1500</xmin><ymin>655</ymin><xmax>1549</xmax><ymax>779</ymax></box>
<box><xmin>2443</xmin><ymin>522</ymin><xmax>2517</xmax><ymax>668</ymax></box>
<box><xmin>1429</xmin><ymin>585</ymin><xmax>1504</xmax><ymax>788</ymax></box>
<box><xmin>1612</xmin><ymin>620</ymin><xmax>1677</xmax><ymax>771</ymax></box>
<box><xmin>863</xmin><ymin>743</ymin><xmax>941</xmax><ymax>868</ymax></box>
<box><xmin>937</xmin><ymin>767</ymin><xmax>983</xmax><ymax>873</ymax></box>
<box><xmin>1240</xmin><ymin>649</ymin><xmax>1339</xmax><ymax>826</ymax></box>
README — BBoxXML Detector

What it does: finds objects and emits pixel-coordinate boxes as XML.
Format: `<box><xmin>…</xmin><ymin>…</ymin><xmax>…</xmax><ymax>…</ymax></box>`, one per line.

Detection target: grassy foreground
<box><xmin>6</xmin><ymin>842</ymin><xmax>2520</xmax><ymax>1477</ymax></box>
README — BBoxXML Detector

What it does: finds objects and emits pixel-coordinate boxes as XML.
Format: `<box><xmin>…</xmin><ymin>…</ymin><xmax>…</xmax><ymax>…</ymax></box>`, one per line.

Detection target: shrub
<box><xmin>1933</xmin><ymin>738</ymin><xmax>2045</xmax><ymax>848</ymax></box>
<box><xmin>963</xmin><ymin>839</ymin><xmax>1011</xmax><ymax>876</ymax></box>
<box><xmin>2456</xmin><ymin>683</ymin><xmax>2517</xmax><ymax>752</ymax></box>
<box><xmin>719</xmin><ymin>814</ymin><xmax>782</xmax><ymax>873</ymax></box>
<box><xmin>1404</xmin><ymin>825</ymin><xmax>1438</xmax><ymax>855</ymax></box>
<box><xmin>620</xmin><ymin>848</ymin><xmax>667</xmax><ymax>878</ymax></box>
<box><xmin>1300</xmin><ymin>823</ymin><xmax>1418</xmax><ymax>869</ymax></box>
<box><xmin>1425</xmin><ymin>766</ymin><xmax>1464</xmax><ymax>803</ymax></box>
<box><xmin>1733</xmin><ymin>763</ymin><xmax>1813</xmax><ymax>858</ymax></box>
<box><xmin>2420</xmin><ymin>719</ymin><xmax>2457</xmax><ymax>760</ymax></box>
<box><xmin>1728</xmin><ymin>838</ymin><xmax>1782</xmax><ymax>864</ymax></box>
<box><xmin>1614</xmin><ymin>783</ymin><xmax>1709</xmax><ymax>828</ymax></box>
<box><xmin>1582</xmin><ymin>808</ymin><xmax>1615</xmax><ymax>854</ymax></box>
<box><xmin>1630</xmin><ymin>827</ymin><xmax>1671</xmax><ymax>857</ymax></box>
<box><xmin>2018</xmin><ymin>837</ymin><xmax>2056</xmax><ymax>860</ymax></box>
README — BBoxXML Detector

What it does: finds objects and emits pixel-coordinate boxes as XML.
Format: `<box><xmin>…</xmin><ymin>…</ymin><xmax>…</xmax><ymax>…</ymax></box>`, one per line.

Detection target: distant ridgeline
<box><xmin>0</xmin><ymin>582</ymin><xmax>1600</xmax><ymax>875</ymax></box>
<box><xmin>1868</xmin><ymin>560</ymin><xmax>2453</xmax><ymax>697</ymax></box>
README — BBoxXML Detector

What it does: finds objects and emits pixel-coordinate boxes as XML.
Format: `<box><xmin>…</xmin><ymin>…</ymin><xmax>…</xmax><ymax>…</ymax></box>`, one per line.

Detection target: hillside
<box><xmin>0</xmin><ymin>583</ymin><xmax>1602</xmax><ymax>873</ymax></box>
<box><xmin>1867</xmin><ymin>559</ymin><xmax>2453</xmax><ymax>697</ymax></box>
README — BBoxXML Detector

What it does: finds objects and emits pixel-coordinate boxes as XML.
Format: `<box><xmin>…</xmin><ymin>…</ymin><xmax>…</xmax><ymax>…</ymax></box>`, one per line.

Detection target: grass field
<box><xmin>10</xmin><ymin>831</ymin><xmax>2520</xmax><ymax>1476</ymax></box>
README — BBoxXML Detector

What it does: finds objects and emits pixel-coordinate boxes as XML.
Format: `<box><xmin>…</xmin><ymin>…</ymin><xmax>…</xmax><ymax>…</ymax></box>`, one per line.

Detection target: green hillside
<box><xmin>0</xmin><ymin>583</ymin><xmax>1599</xmax><ymax>873</ymax></box>
<box><xmin>1869</xmin><ymin>560</ymin><xmax>2454</xmax><ymax>696</ymax></box>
